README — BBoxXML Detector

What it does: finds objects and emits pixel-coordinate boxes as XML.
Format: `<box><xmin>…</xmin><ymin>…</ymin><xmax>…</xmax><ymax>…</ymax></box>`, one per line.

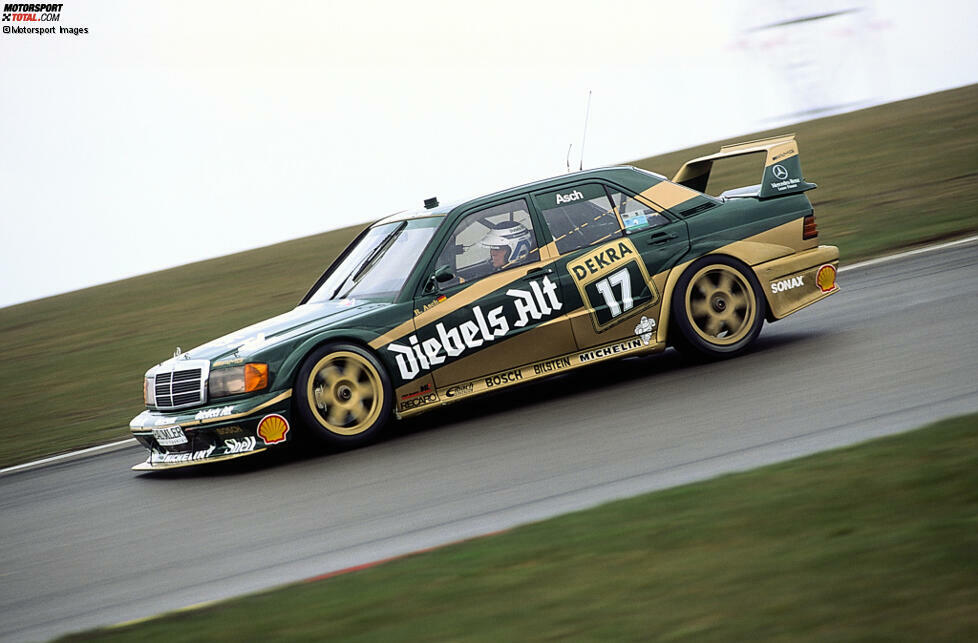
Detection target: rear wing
<box><xmin>672</xmin><ymin>134</ymin><xmax>816</xmax><ymax>199</ymax></box>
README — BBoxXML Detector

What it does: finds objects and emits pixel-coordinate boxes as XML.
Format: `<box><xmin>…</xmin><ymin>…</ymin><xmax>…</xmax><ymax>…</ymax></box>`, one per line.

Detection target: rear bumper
<box><xmin>128</xmin><ymin>389</ymin><xmax>293</xmax><ymax>471</ymax></box>
<box><xmin>754</xmin><ymin>245</ymin><xmax>840</xmax><ymax>320</ymax></box>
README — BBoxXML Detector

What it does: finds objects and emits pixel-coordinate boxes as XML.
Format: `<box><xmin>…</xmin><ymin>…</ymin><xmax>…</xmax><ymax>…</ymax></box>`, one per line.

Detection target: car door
<box><xmin>397</xmin><ymin>197</ymin><xmax>578</xmax><ymax>406</ymax></box>
<box><xmin>531</xmin><ymin>182</ymin><xmax>689</xmax><ymax>355</ymax></box>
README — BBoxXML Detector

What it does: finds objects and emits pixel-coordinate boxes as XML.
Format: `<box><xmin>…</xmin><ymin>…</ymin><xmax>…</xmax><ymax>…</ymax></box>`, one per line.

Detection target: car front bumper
<box><xmin>129</xmin><ymin>389</ymin><xmax>294</xmax><ymax>471</ymax></box>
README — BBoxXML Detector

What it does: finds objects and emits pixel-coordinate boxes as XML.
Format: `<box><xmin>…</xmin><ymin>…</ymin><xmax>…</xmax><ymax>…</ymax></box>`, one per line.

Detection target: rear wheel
<box><xmin>671</xmin><ymin>256</ymin><xmax>765</xmax><ymax>359</ymax></box>
<box><xmin>294</xmin><ymin>343</ymin><xmax>393</xmax><ymax>447</ymax></box>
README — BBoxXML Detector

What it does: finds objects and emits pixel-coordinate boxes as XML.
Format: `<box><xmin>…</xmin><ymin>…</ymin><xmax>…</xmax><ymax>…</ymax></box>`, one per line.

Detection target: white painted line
<box><xmin>5</xmin><ymin>234</ymin><xmax>977</xmax><ymax>477</ymax></box>
<box><xmin>840</xmin><ymin>234</ymin><xmax>978</xmax><ymax>273</ymax></box>
<box><xmin>0</xmin><ymin>438</ymin><xmax>138</xmax><ymax>476</ymax></box>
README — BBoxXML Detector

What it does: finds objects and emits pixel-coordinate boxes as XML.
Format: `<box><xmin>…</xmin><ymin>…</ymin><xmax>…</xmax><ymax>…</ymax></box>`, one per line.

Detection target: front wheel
<box><xmin>294</xmin><ymin>343</ymin><xmax>393</xmax><ymax>447</ymax></box>
<box><xmin>671</xmin><ymin>256</ymin><xmax>766</xmax><ymax>359</ymax></box>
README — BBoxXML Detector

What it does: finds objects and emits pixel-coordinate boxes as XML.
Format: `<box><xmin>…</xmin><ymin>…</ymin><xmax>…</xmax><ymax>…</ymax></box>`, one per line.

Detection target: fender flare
<box><xmin>278</xmin><ymin>329</ymin><xmax>382</xmax><ymax>389</ymax></box>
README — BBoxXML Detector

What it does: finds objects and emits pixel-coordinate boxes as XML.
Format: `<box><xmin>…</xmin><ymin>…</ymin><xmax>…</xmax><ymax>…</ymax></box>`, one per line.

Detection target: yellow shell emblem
<box><xmin>816</xmin><ymin>264</ymin><xmax>837</xmax><ymax>293</ymax></box>
<box><xmin>257</xmin><ymin>414</ymin><xmax>290</xmax><ymax>445</ymax></box>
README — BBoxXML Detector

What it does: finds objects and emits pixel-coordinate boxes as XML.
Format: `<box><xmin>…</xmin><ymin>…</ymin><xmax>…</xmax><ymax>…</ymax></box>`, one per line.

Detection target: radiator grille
<box><xmin>152</xmin><ymin>361</ymin><xmax>209</xmax><ymax>410</ymax></box>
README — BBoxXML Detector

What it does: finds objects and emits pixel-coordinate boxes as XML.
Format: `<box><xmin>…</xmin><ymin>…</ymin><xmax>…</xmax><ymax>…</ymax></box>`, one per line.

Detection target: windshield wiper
<box><xmin>332</xmin><ymin>221</ymin><xmax>407</xmax><ymax>300</ymax></box>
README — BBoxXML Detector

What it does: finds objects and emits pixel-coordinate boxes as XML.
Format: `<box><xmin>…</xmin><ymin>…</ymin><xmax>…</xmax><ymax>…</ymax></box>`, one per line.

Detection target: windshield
<box><xmin>306</xmin><ymin>217</ymin><xmax>441</xmax><ymax>303</ymax></box>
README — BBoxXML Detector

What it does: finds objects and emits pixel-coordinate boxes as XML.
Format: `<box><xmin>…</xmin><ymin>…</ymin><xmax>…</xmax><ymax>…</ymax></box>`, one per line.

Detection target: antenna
<box><xmin>579</xmin><ymin>90</ymin><xmax>592</xmax><ymax>171</ymax></box>
<box><xmin>566</xmin><ymin>144</ymin><xmax>573</xmax><ymax>173</ymax></box>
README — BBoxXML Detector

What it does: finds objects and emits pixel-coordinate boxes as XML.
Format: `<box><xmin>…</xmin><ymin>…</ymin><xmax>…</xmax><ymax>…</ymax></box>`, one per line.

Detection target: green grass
<box><xmin>61</xmin><ymin>413</ymin><xmax>978</xmax><ymax>641</ymax></box>
<box><xmin>2</xmin><ymin>85</ymin><xmax>977</xmax><ymax>468</ymax></box>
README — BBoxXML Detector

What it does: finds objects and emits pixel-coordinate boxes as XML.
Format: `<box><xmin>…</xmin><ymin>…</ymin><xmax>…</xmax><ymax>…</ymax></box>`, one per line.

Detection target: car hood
<box><xmin>149</xmin><ymin>300</ymin><xmax>388</xmax><ymax>371</ymax></box>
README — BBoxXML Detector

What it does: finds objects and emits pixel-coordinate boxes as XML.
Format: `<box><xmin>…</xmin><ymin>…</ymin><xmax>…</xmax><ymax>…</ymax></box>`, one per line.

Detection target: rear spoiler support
<box><xmin>672</xmin><ymin>134</ymin><xmax>816</xmax><ymax>199</ymax></box>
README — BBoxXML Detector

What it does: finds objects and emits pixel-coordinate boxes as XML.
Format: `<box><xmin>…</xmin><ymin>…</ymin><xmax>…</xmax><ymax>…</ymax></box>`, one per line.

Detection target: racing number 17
<box><xmin>594</xmin><ymin>268</ymin><xmax>633</xmax><ymax>318</ymax></box>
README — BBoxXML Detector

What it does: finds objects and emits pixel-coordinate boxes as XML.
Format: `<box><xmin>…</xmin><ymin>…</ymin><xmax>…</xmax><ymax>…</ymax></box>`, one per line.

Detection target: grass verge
<box><xmin>61</xmin><ymin>413</ymin><xmax>978</xmax><ymax>641</ymax></box>
<box><xmin>2</xmin><ymin>85</ymin><xmax>977</xmax><ymax>467</ymax></box>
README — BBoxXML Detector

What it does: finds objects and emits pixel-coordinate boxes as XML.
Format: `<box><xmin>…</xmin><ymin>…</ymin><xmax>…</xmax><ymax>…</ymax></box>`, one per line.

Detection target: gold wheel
<box><xmin>305</xmin><ymin>350</ymin><xmax>384</xmax><ymax>436</ymax></box>
<box><xmin>684</xmin><ymin>263</ymin><xmax>757</xmax><ymax>347</ymax></box>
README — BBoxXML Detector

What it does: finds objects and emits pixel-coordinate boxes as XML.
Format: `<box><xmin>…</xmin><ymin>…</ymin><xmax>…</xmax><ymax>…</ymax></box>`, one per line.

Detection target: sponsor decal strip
<box><xmin>133</xmin><ymin>447</ymin><xmax>267</xmax><ymax>471</ymax></box>
<box><xmin>136</xmin><ymin>435</ymin><xmax>266</xmax><ymax>471</ymax></box>
<box><xmin>398</xmin><ymin>335</ymin><xmax>658</xmax><ymax>416</ymax></box>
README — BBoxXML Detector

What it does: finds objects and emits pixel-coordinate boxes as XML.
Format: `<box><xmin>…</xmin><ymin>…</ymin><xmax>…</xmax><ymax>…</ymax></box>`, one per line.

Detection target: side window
<box><xmin>607</xmin><ymin>189</ymin><xmax>668</xmax><ymax>233</ymax></box>
<box><xmin>434</xmin><ymin>199</ymin><xmax>539</xmax><ymax>287</ymax></box>
<box><xmin>535</xmin><ymin>184</ymin><xmax>622</xmax><ymax>255</ymax></box>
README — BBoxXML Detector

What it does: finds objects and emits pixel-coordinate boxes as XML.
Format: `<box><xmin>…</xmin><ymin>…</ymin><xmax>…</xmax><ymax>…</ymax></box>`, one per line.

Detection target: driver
<box><xmin>479</xmin><ymin>222</ymin><xmax>534</xmax><ymax>271</ymax></box>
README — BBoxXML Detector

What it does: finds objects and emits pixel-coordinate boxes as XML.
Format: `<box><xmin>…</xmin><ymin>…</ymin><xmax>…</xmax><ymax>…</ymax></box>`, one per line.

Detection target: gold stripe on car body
<box><xmin>539</xmin><ymin>240</ymin><xmax>559</xmax><ymax>259</ymax></box>
<box><xmin>636</xmin><ymin>181</ymin><xmax>700</xmax><ymax>210</ymax></box>
<box><xmin>710</xmin><ymin>219</ymin><xmax>809</xmax><ymax>267</ymax></box>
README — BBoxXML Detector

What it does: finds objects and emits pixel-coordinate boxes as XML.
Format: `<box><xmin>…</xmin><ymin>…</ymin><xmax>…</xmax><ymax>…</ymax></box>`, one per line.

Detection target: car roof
<box><xmin>374</xmin><ymin>165</ymin><xmax>667</xmax><ymax>227</ymax></box>
<box><xmin>451</xmin><ymin>166</ymin><xmax>665</xmax><ymax>214</ymax></box>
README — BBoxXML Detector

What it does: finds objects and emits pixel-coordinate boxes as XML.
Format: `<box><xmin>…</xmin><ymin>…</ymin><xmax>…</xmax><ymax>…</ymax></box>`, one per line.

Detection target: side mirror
<box><xmin>424</xmin><ymin>265</ymin><xmax>455</xmax><ymax>295</ymax></box>
<box><xmin>433</xmin><ymin>265</ymin><xmax>455</xmax><ymax>283</ymax></box>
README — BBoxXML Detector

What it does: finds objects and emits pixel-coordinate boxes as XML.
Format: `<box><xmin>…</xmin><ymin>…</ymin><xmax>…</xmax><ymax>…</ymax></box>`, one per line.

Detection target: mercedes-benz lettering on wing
<box><xmin>129</xmin><ymin>134</ymin><xmax>839</xmax><ymax>470</ymax></box>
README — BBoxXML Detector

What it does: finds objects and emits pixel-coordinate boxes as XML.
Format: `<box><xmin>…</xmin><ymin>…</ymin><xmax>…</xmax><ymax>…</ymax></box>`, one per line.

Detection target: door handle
<box><xmin>648</xmin><ymin>231</ymin><xmax>678</xmax><ymax>245</ymax></box>
<box><xmin>521</xmin><ymin>266</ymin><xmax>554</xmax><ymax>279</ymax></box>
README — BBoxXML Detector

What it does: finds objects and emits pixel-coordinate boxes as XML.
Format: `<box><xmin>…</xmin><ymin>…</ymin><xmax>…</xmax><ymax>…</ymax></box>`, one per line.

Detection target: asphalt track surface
<box><xmin>3</xmin><ymin>240</ymin><xmax>977</xmax><ymax>642</ymax></box>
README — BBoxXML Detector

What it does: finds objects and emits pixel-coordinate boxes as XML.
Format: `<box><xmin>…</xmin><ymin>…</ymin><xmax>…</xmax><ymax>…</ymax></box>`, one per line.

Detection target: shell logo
<box><xmin>816</xmin><ymin>264</ymin><xmax>837</xmax><ymax>293</ymax></box>
<box><xmin>257</xmin><ymin>414</ymin><xmax>290</xmax><ymax>445</ymax></box>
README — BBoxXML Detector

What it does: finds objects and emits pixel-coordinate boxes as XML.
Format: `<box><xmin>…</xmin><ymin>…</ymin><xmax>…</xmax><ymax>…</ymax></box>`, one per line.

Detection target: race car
<box><xmin>130</xmin><ymin>134</ymin><xmax>839</xmax><ymax>471</ymax></box>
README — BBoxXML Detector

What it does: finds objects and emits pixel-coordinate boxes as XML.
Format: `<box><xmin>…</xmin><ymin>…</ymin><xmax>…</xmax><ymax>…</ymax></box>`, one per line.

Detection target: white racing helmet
<box><xmin>479</xmin><ymin>221</ymin><xmax>533</xmax><ymax>266</ymax></box>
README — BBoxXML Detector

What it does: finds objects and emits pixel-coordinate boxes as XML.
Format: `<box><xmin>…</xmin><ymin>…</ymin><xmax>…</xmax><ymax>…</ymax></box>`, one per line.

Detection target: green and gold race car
<box><xmin>129</xmin><ymin>134</ymin><xmax>839</xmax><ymax>471</ymax></box>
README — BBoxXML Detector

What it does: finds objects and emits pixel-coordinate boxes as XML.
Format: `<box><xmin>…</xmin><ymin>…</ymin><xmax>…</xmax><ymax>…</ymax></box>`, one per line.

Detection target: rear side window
<box><xmin>607</xmin><ymin>189</ymin><xmax>668</xmax><ymax>234</ymax></box>
<box><xmin>534</xmin><ymin>184</ymin><xmax>621</xmax><ymax>255</ymax></box>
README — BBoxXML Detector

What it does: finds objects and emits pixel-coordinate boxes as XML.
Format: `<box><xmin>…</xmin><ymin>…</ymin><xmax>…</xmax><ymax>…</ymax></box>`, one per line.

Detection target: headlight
<box><xmin>144</xmin><ymin>376</ymin><xmax>156</xmax><ymax>406</ymax></box>
<box><xmin>209</xmin><ymin>363</ymin><xmax>269</xmax><ymax>398</ymax></box>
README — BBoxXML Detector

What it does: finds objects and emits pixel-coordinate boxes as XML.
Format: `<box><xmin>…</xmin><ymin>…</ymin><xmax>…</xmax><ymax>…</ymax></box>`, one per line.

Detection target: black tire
<box><xmin>294</xmin><ymin>342</ymin><xmax>393</xmax><ymax>447</ymax></box>
<box><xmin>670</xmin><ymin>256</ymin><xmax>766</xmax><ymax>359</ymax></box>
